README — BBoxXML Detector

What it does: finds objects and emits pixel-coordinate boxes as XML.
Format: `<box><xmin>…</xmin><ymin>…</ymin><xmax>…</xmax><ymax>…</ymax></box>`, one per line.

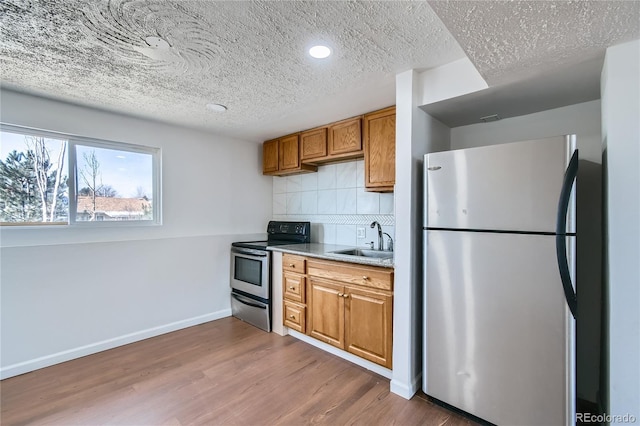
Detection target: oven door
<box><xmin>230</xmin><ymin>247</ymin><xmax>270</xmax><ymax>300</ymax></box>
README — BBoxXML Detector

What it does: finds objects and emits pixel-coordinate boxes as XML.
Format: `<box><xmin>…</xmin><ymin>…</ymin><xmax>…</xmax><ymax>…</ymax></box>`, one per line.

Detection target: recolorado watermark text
<box><xmin>577</xmin><ymin>413</ymin><xmax>637</xmax><ymax>423</ymax></box>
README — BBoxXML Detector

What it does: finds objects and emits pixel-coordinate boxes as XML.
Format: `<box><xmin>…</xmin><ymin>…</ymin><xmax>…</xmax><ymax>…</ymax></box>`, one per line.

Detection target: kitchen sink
<box><xmin>331</xmin><ymin>248</ymin><xmax>393</xmax><ymax>259</ymax></box>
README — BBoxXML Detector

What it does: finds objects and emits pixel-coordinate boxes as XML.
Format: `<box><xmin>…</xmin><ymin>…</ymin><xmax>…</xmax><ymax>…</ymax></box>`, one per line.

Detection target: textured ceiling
<box><xmin>428</xmin><ymin>0</ymin><xmax>640</xmax><ymax>86</ymax></box>
<box><xmin>0</xmin><ymin>0</ymin><xmax>464</xmax><ymax>141</ymax></box>
<box><xmin>1</xmin><ymin>1</ymin><xmax>639</xmax><ymax>141</ymax></box>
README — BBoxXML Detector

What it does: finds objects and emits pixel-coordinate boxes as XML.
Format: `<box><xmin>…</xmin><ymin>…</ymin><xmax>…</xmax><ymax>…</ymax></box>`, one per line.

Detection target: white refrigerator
<box><xmin>423</xmin><ymin>136</ymin><xmax>577</xmax><ymax>425</ymax></box>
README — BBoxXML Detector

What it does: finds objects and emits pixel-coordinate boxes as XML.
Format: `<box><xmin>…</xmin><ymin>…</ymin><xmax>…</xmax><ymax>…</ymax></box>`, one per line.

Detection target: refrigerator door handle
<box><xmin>555</xmin><ymin>150</ymin><xmax>578</xmax><ymax>318</ymax></box>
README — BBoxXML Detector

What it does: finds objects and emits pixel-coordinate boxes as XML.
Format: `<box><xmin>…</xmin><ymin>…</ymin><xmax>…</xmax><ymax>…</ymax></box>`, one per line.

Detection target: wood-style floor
<box><xmin>1</xmin><ymin>317</ymin><xmax>474</xmax><ymax>426</ymax></box>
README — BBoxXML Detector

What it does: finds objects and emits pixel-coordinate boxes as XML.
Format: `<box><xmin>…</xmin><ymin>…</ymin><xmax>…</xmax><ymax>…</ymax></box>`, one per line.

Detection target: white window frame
<box><xmin>0</xmin><ymin>123</ymin><xmax>162</xmax><ymax>227</ymax></box>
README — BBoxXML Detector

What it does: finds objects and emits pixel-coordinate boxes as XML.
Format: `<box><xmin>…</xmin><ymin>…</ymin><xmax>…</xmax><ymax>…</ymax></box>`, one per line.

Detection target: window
<box><xmin>0</xmin><ymin>125</ymin><xmax>161</xmax><ymax>225</ymax></box>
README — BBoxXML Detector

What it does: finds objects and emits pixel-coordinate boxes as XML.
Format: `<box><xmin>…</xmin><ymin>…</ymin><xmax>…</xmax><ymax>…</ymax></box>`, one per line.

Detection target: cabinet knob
<box><xmin>290</xmin><ymin>315</ymin><xmax>295</xmax><ymax>319</ymax></box>
<box><xmin>338</xmin><ymin>293</ymin><xmax>344</xmax><ymax>297</ymax></box>
<box><xmin>288</xmin><ymin>286</ymin><xmax>295</xmax><ymax>290</ymax></box>
<box><xmin>289</xmin><ymin>264</ymin><xmax>295</xmax><ymax>268</ymax></box>
<box><xmin>342</xmin><ymin>294</ymin><xmax>350</xmax><ymax>298</ymax></box>
<box><xmin>362</xmin><ymin>276</ymin><xmax>369</xmax><ymax>280</ymax></box>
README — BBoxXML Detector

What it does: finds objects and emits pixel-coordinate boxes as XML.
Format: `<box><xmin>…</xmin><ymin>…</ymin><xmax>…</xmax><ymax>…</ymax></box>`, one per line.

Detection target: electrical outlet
<box><xmin>357</xmin><ymin>227</ymin><xmax>366</xmax><ymax>238</ymax></box>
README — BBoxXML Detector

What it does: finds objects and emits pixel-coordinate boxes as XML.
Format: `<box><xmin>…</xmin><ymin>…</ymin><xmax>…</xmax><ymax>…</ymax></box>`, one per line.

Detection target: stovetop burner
<box><xmin>232</xmin><ymin>221</ymin><xmax>311</xmax><ymax>250</ymax></box>
<box><xmin>231</xmin><ymin>240</ymin><xmax>269</xmax><ymax>250</ymax></box>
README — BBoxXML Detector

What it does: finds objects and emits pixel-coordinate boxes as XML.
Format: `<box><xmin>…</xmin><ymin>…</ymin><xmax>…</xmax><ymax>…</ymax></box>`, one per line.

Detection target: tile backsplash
<box><xmin>272</xmin><ymin>160</ymin><xmax>395</xmax><ymax>248</ymax></box>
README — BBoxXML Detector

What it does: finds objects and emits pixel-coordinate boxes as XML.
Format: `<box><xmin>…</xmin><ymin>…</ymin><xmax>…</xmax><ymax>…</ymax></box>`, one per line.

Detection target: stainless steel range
<box><xmin>230</xmin><ymin>221</ymin><xmax>310</xmax><ymax>332</ymax></box>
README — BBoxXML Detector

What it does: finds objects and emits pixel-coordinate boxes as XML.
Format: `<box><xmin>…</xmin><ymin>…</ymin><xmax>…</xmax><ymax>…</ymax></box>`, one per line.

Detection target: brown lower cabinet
<box><xmin>309</xmin><ymin>276</ymin><xmax>393</xmax><ymax>368</ymax></box>
<box><xmin>283</xmin><ymin>300</ymin><xmax>306</xmax><ymax>333</ymax></box>
<box><xmin>308</xmin><ymin>278</ymin><xmax>345</xmax><ymax>348</ymax></box>
<box><xmin>283</xmin><ymin>254</ymin><xmax>394</xmax><ymax>369</ymax></box>
<box><xmin>282</xmin><ymin>254</ymin><xmax>307</xmax><ymax>332</ymax></box>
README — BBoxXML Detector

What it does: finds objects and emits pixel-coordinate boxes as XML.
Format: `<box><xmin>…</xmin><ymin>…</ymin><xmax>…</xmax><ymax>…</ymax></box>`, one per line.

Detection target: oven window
<box><xmin>234</xmin><ymin>257</ymin><xmax>262</xmax><ymax>287</ymax></box>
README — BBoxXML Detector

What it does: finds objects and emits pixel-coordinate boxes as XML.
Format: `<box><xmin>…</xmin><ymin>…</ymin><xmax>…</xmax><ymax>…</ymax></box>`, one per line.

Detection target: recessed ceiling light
<box><xmin>206</xmin><ymin>103</ymin><xmax>227</xmax><ymax>112</ymax></box>
<box><xmin>309</xmin><ymin>45</ymin><xmax>331</xmax><ymax>59</ymax></box>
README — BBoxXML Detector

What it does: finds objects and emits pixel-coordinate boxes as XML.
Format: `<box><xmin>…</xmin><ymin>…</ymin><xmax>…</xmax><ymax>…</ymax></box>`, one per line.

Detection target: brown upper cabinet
<box><xmin>328</xmin><ymin>116</ymin><xmax>362</xmax><ymax>156</ymax></box>
<box><xmin>300</xmin><ymin>127</ymin><xmax>328</xmax><ymax>161</ymax></box>
<box><xmin>263</xmin><ymin>134</ymin><xmax>317</xmax><ymax>176</ymax></box>
<box><xmin>300</xmin><ymin>117</ymin><xmax>364</xmax><ymax>166</ymax></box>
<box><xmin>263</xmin><ymin>106</ymin><xmax>395</xmax><ymax>179</ymax></box>
<box><xmin>363</xmin><ymin>106</ymin><xmax>396</xmax><ymax>192</ymax></box>
<box><xmin>279</xmin><ymin>134</ymin><xmax>301</xmax><ymax>171</ymax></box>
<box><xmin>263</xmin><ymin>139</ymin><xmax>279</xmax><ymax>174</ymax></box>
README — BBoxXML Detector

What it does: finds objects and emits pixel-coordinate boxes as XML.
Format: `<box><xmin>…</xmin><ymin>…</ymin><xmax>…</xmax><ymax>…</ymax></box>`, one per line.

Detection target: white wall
<box><xmin>393</xmin><ymin>69</ymin><xmax>451</xmax><ymax>399</ymax></box>
<box><xmin>418</xmin><ymin>57</ymin><xmax>488</xmax><ymax>106</ymax></box>
<box><xmin>601</xmin><ymin>39</ymin><xmax>640</xmax><ymax>422</ymax></box>
<box><xmin>271</xmin><ymin>159</ymin><xmax>394</xmax><ymax>247</ymax></box>
<box><xmin>450</xmin><ymin>100</ymin><xmax>602</xmax><ymax>163</ymax></box>
<box><xmin>0</xmin><ymin>90</ymin><xmax>272</xmax><ymax>378</ymax></box>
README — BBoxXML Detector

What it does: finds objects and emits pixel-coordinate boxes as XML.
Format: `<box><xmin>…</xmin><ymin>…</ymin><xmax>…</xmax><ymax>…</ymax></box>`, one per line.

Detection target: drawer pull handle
<box><xmin>362</xmin><ymin>276</ymin><xmax>369</xmax><ymax>280</ymax></box>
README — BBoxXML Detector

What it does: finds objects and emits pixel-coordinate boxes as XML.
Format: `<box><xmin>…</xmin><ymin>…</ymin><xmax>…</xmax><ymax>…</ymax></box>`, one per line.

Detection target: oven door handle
<box><xmin>231</xmin><ymin>293</ymin><xmax>267</xmax><ymax>309</ymax></box>
<box><xmin>231</xmin><ymin>247</ymin><xmax>269</xmax><ymax>258</ymax></box>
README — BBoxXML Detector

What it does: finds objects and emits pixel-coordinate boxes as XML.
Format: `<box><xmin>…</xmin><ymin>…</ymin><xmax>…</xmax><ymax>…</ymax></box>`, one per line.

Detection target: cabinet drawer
<box><xmin>283</xmin><ymin>271</ymin><xmax>306</xmax><ymax>303</ymax></box>
<box><xmin>283</xmin><ymin>301</ymin><xmax>306</xmax><ymax>333</ymax></box>
<box><xmin>283</xmin><ymin>254</ymin><xmax>306</xmax><ymax>273</ymax></box>
<box><xmin>307</xmin><ymin>259</ymin><xmax>393</xmax><ymax>291</ymax></box>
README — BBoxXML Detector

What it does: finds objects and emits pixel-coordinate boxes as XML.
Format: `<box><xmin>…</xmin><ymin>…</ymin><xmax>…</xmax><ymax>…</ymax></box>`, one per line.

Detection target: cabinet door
<box><xmin>263</xmin><ymin>139</ymin><xmax>279</xmax><ymax>174</ymax></box>
<box><xmin>345</xmin><ymin>286</ymin><xmax>393</xmax><ymax>368</ymax></box>
<box><xmin>328</xmin><ymin>117</ymin><xmax>362</xmax><ymax>155</ymax></box>
<box><xmin>309</xmin><ymin>278</ymin><xmax>345</xmax><ymax>349</ymax></box>
<box><xmin>364</xmin><ymin>106</ymin><xmax>395</xmax><ymax>191</ymax></box>
<box><xmin>300</xmin><ymin>128</ymin><xmax>327</xmax><ymax>160</ymax></box>
<box><xmin>279</xmin><ymin>134</ymin><xmax>300</xmax><ymax>171</ymax></box>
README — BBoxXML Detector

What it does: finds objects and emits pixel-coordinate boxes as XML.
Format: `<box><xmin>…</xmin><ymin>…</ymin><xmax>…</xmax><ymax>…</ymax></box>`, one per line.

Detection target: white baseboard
<box><xmin>390</xmin><ymin>372</ymin><xmax>422</xmax><ymax>400</ymax></box>
<box><xmin>288</xmin><ymin>329</ymin><xmax>393</xmax><ymax>379</ymax></box>
<box><xmin>286</xmin><ymin>331</ymin><xmax>421</xmax><ymax>400</ymax></box>
<box><xmin>0</xmin><ymin>309</ymin><xmax>231</xmax><ymax>380</ymax></box>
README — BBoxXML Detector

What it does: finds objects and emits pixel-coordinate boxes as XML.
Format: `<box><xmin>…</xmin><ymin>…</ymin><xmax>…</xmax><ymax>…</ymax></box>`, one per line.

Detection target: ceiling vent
<box><xmin>480</xmin><ymin>114</ymin><xmax>501</xmax><ymax>123</ymax></box>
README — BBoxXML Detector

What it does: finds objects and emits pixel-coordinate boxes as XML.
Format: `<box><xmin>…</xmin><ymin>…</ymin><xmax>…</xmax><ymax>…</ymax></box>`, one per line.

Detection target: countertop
<box><xmin>268</xmin><ymin>243</ymin><xmax>394</xmax><ymax>269</ymax></box>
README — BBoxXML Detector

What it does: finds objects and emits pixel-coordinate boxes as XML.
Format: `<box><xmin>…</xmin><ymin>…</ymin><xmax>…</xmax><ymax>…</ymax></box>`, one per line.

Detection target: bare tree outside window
<box><xmin>0</xmin><ymin>133</ymin><xmax>68</xmax><ymax>223</ymax></box>
<box><xmin>74</xmin><ymin>145</ymin><xmax>154</xmax><ymax>222</ymax></box>
<box><xmin>1</xmin><ymin>126</ymin><xmax>159</xmax><ymax>225</ymax></box>
<box><xmin>79</xmin><ymin>150</ymin><xmax>100</xmax><ymax>221</ymax></box>
<box><xmin>134</xmin><ymin>186</ymin><xmax>148</xmax><ymax>199</ymax></box>
<box><xmin>24</xmin><ymin>136</ymin><xmax>67</xmax><ymax>222</ymax></box>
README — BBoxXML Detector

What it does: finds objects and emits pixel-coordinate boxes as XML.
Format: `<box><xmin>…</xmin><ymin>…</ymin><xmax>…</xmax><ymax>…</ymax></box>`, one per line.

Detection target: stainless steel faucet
<box><xmin>370</xmin><ymin>221</ymin><xmax>383</xmax><ymax>251</ymax></box>
<box><xmin>383</xmin><ymin>232</ymin><xmax>394</xmax><ymax>252</ymax></box>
